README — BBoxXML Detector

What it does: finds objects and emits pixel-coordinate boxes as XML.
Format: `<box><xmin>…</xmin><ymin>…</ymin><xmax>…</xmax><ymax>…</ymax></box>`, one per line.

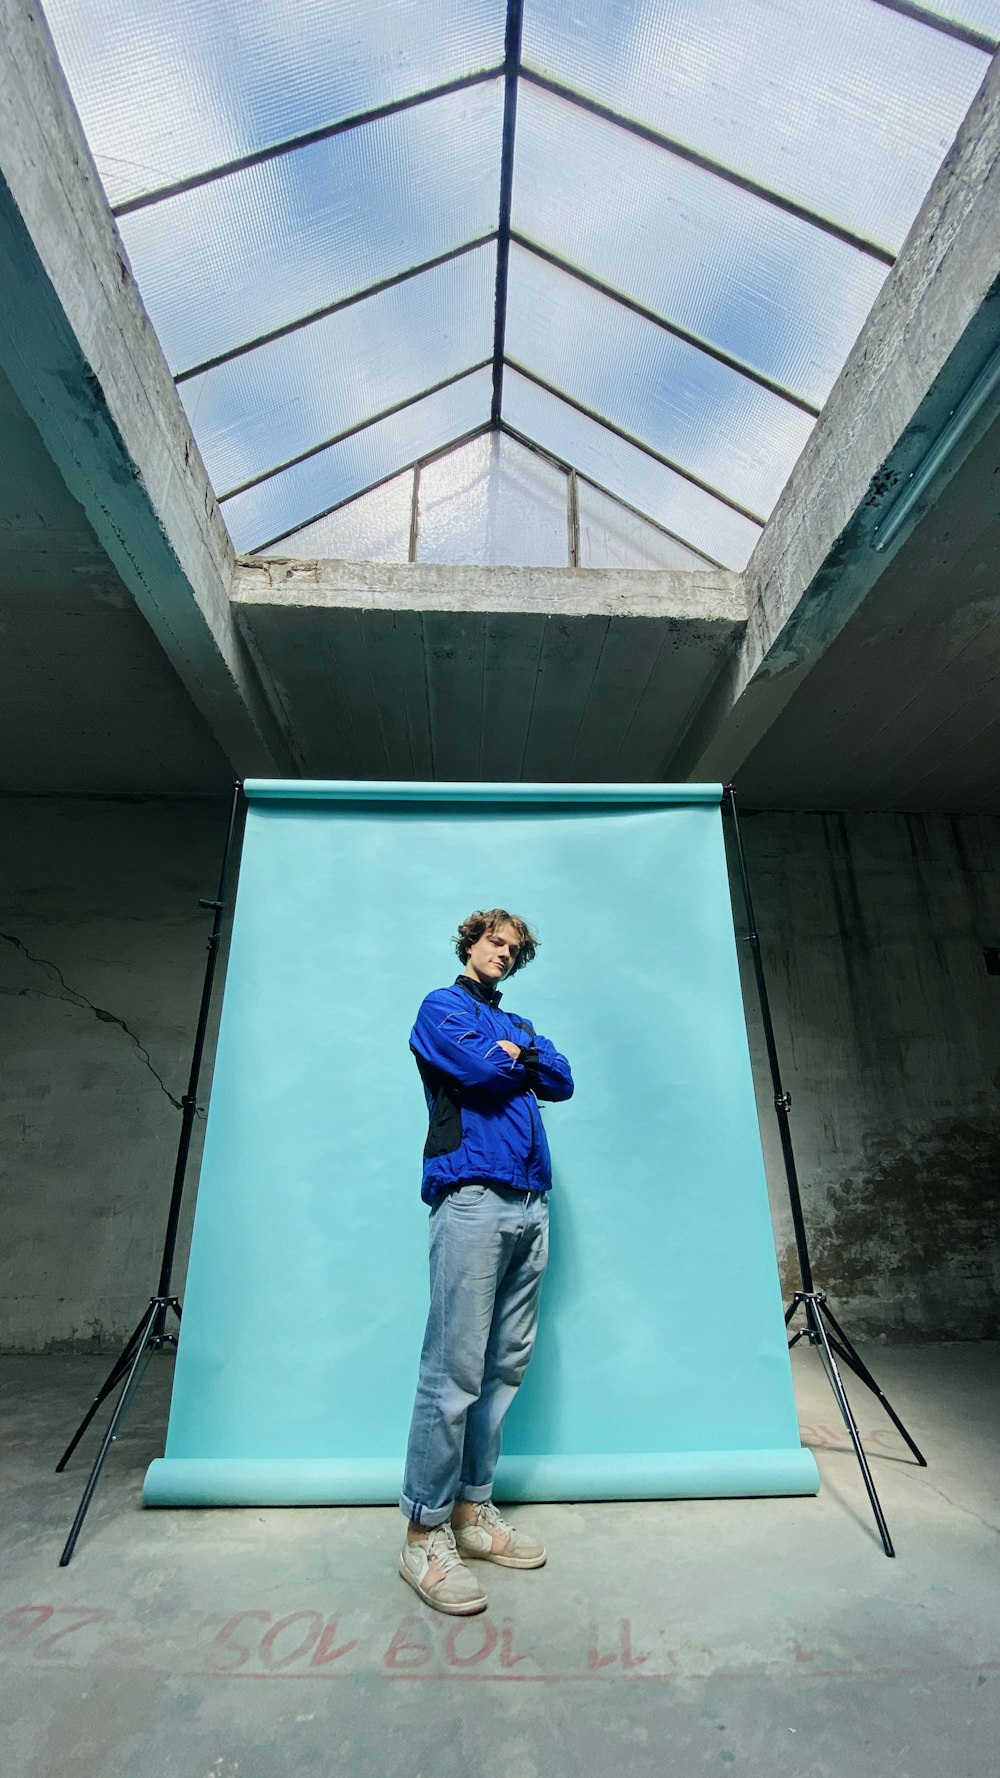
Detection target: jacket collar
<box><xmin>455</xmin><ymin>973</ymin><xmax>502</xmax><ymax>1008</ymax></box>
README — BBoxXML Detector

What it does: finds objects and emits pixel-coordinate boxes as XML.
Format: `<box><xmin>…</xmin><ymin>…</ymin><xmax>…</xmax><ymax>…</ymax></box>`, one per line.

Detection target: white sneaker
<box><xmin>452</xmin><ymin>1501</ymin><xmax>547</xmax><ymax>1569</ymax></box>
<box><xmin>399</xmin><ymin>1524</ymin><xmax>489</xmax><ymax>1614</ymax></box>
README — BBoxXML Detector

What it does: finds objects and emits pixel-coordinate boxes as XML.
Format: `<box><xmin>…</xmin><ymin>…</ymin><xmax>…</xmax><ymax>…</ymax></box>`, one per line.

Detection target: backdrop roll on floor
<box><xmin>144</xmin><ymin>781</ymin><xmax>819</xmax><ymax>1507</ymax></box>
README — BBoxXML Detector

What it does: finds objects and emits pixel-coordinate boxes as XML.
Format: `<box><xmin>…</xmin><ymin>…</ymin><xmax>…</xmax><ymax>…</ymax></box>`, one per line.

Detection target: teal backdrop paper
<box><xmin>144</xmin><ymin>782</ymin><xmax>818</xmax><ymax>1506</ymax></box>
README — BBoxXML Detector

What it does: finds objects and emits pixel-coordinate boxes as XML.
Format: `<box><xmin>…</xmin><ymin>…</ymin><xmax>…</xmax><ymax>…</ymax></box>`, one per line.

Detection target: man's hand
<box><xmin>496</xmin><ymin>1040</ymin><xmax>521</xmax><ymax>1060</ymax></box>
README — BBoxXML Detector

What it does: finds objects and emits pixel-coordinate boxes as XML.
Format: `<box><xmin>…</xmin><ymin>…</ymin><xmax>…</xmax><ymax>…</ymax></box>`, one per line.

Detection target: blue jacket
<box><xmin>410</xmin><ymin>976</ymin><xmax>574</xmax><ymax>1204</ymax></box>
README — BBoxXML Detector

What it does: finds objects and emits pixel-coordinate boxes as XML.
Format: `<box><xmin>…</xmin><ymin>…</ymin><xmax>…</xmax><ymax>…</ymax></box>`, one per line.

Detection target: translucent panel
<box><xmin>504</xmin><ymin>369</ymin><xmax>759</xmax><ymax>569</ymax></box>
<box><xmin>182</xmin><ymin>244</ymin><xmax>496</xmax><ymax>496</ymax></box>
<box><xmin>224</xmin><ymin>366</ymin><xmax>492</xmax><ymax>553</ymax></box>
<box><xmin>121</xmin><ymin>85</ymin><xmax>504</xmax><ymax>373</ymax></box>
<box><xmin>44</xmin><ymin>0</ymin><xmax>505</xmax><ymax>207</ymax></box>
<box><xmin>505</xmin><ymin>246</ymin><xmax>813</xmax><ymax>518</ymax></box>
<box><xmin>512</xmin><ymin>85</ymin><xmax>888</xmax><ymax>410</ymax></box>
<box><xmin>577</xmin><ymin>481</ymin><xmax>711</xmax><ymax>570</ymax></box>
<box><xmin>417</xmin><ymin>434</ymin><xmax>569</xmax><ymax>566</ymax></box>
<box><xmin>522</xmin><ymin>0</ymin><xmax>989</xmax><ymax>251</ymax></box>
<box><xmin>268</xmin><ymin>471</ymin><xmax>414</xmax><ymax>561</ymax></box>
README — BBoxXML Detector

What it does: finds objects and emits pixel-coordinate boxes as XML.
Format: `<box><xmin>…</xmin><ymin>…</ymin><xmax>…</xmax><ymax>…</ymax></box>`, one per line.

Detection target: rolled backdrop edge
<box><xmin>143</xmin><ymin>1448</ymin><xmax>820</xmax><ymax>1507</ymax></box>
<box><xmin>242</xmin><ymin>780</ymin><xmax>724</xmax><ymax>804</ymax></box>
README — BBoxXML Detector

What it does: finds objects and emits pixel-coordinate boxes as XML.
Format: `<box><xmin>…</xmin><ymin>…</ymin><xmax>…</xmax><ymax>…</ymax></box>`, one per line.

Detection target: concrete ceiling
<box><xmin>234</xmin><ymin>561</ymin><xmax>746</xmax><ymax>782</ymax></box>
<box><xmin>732</xmin><ymin>407</ymin><xmax>1000</xmax><ymax>812</ymax></box>
<box><xmin>0</xmin><ymin>363</ymin><xmax>231</xmax><ymax>793</ymax></box>
<box><xmin>1</xmin><ymin>3</ymin><xmax>1000</xmax><ymax>813</ymax></box>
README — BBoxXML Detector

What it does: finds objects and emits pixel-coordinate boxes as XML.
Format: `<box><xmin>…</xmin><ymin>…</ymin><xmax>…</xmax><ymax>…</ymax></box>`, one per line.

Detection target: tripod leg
<box><xmin>807</xmin><ymin>1301</ymin><xmax>895</xmax><ymax>1558</ymax></box>
<box><xmin>817</xmin><ymin>1301</ymin><xmax>927</xmax><ymax>1466</ymax></box>
<box><xmin>59</xmin><ymin>1317</ymin><xmax>156</xmax><ymax>1566</ymax></box>
<box><xmin>56</xmin><ymin>1302</ymin><xmax>155</xmax><ymax>1472</ymax></box>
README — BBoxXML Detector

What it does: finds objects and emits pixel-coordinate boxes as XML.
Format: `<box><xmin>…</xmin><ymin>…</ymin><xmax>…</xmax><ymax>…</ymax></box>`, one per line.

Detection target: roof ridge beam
<box><xmin>504</xmin><ymin>358</ymin><xmax>768</xmax><ymax>526</ymax></box>
<box><xmin>218</xmin><ymin>360</ymin><xmax>493</xmax><ymax>502</ymax></box>
<box><xmin>112</xmin><ymin>67</ymin><xmax>506</xmax><ymax>217</ymax></box>
<box><xmin>491</xmin><ymin>0</ymin><xmax>525</xmax><ymax>422</ymax></box>
<box><xmin>509</xmin><ymin>232</ymin><xmax>821</xmax><ymax>417</ymax></box>
<box><xmin>175</xmin><ymin>234</ymin><xmax>498</xmax><ymax>383</ymax></box>
<box><xmin>520</xmin><ymin>69</ymin><xmax>897</xmax><ymax>265</ymax></box>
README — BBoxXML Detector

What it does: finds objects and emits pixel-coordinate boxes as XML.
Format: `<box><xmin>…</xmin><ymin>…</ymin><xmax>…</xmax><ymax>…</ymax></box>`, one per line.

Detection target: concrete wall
<box><xmin>1</xmin><ymin>798</ymin><xmax>998</xmax><ymax>1351</ymax></box>
<box><xmin>737</xmin><ymin>811</ymin><xmax>1000</xmax><ymax>1341</ymax></box>
<box><xmin>0</xmin><ymin>797</ymin><xmax>232</xmax><ymax>1351</ymax></box>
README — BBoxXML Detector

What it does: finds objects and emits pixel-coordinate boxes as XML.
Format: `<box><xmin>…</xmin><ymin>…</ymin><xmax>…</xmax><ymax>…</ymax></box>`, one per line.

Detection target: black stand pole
<box><xmin>723</xmin><ymin>784</ymin><xmax>926</xmax><ymax>1559</ymax></box>
<box><xmin>56</xmin><ymin>782</ymin><xmax>244</xmax><ymax>1565</ymax></box>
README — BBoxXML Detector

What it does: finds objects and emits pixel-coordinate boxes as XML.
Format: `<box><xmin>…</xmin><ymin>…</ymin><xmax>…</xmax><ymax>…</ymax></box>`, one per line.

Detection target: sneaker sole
<box><xmin>459</xmin><ymin>1548</ymin><xmax>547</xmax><ymax>1570</ymax></box>
<box><xmin>398</xmin><ymin>1558</ymin><xmax>489</xmax><ymax>1614</ymax></box>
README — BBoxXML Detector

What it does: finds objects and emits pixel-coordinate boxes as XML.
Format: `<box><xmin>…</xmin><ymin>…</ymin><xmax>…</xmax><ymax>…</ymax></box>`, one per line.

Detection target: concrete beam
<box><xmin>234</xmin><ymin>560</ymin><xmax>746</xmax><ymax>780</ymax></box>
<box><xmin>671</xmin><ymin>52</ymin><xmax>1000</xmax><ymax>783</ymax></box>
<box><xmin>0</xmin><ymin>0</ymin><xmax>298</xmax><ymax>776</ymax></box>
<box><xmin>237</xmin><ymin>558</ymin><xmax>747</xmax><ymax>623</ymax></box>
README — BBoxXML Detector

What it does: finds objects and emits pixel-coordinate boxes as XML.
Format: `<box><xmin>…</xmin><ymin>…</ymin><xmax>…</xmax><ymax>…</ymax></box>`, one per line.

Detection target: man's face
<box><xmin>465</xmin><ymin>922</ymin><xmax>521</xmax><ymax>986</ymax></box>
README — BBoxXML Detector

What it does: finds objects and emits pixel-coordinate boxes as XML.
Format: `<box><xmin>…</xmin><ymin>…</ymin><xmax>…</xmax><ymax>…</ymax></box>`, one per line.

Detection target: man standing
<box><xmin>399</xmin><ymin>908</ymin><xmax>574</xmax><ymax>1615</ymax></box>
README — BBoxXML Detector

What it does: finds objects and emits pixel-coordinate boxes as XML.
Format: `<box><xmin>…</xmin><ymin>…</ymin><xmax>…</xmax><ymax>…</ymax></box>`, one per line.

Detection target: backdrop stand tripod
<box><xmin>55</xmin><ymin>781</ymin><xmax>243</xmax><ymax>1565</ymax></box>
<box><xmin>723</xmin><ymin>784</ymin><xmax>926</xmax><ymax>1558</ymax></box>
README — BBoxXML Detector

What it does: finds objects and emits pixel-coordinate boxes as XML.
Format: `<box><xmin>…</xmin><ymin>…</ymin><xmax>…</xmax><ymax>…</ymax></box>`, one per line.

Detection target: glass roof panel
<box><xmin>512</xmin><ymin>84</ymin><xmax>888</xmax><ymax>412</ymax></box>
<box><xmin>120</xmin><ymin>85</ymin><xmax>504</xmax><ymax>374</ymax></box>
<box><xmin>417</xmin><ymin>433</ymin><xmax>569</xmax><ymax>566</ymax></box>
<box><xmin>576</xmin><ymin>481</ymin><xmax>713</xmax><ymax>570</ymax></box>
<box><xmin>228</xmin><ymin>365</ymin><xmax>492</xmax><ymax>553</ymax></box>
<box><xmin>504</xmin><ymin>368</ymin><xmax>760</xmax><ymax>569</ymax></box>
<box><xmin>43</xmin><ymin>0</ymin><xmax>506</xmax><ymax>208</ymax></box>
<box><xmin>505</xmin><ymin>246</ymin><xmax>814</xmax><ymax>518</ymax></box>
<box><xmin>521</xmin><ymin>0</ymin><xmax>990</xmax><ymax>252</ymax></box>
<box><xmin>266</xmin><ymin>471</ymin><xmax>414</xmax><ymax>561</ymax></box>
<box><xmin>180</xmin><ymin>243</ymin><xmax>496</xmax><ymax>496</ymax></box>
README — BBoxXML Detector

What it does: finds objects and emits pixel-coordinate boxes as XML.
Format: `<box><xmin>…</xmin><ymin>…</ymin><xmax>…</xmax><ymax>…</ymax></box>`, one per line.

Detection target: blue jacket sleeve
<box><xmin>410</xmin><ymin>994</ymin><xmax>529</xmax><ymax>1096</ymax></box>
<box><xmin>517</xmin><ymin>1032</ymin><xmax>575</xmax><ymax>1102</ymax></box>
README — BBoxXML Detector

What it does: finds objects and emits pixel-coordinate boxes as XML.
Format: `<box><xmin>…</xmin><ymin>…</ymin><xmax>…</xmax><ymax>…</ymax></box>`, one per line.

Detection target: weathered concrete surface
<box><xmin>0</xmin><ymin>0</ymin><xmax>297</xmax><ymax>776</ymax></box>
<box><xmin>2</xmin><ymin>1344</ymin><xmax>997</xmax><ymax>1778</ymax></box>
<box><xmin>674</xmin><ymin>51</ymin><xmax>1000</xmax><ymax>788</ymax></box>
<box><xmin>235</xmin><ymin>561</ymin><xmax>746</xmax><ymax>779</ymax></box>
<box><xmin>1</xmin><ymin>797</ymin><xmax>997</xmax><ymax>1351</ymax></box>
<box><xmin>726</xmin><ymin>401</ymin><xmax>1000</xmax><ymax>812</ymax></box>
<box><xmin>0</xmin><ymin>363</ymin><xmax>232</xmax><ymax>792</ymax></box>
<box><xmin>739</xmin><ymin>812</ymin><xmax>1000</xmax><ymax>1338</ymax></box>
<box><xmin>239</xmin><ymin>558</ymin><xmax>746</xmax><ymax>622</ymax></box>
<box><xmin>0</xmin><ymin>798</ymin><xmax>234</xmax><ymax>1351</ymax></box>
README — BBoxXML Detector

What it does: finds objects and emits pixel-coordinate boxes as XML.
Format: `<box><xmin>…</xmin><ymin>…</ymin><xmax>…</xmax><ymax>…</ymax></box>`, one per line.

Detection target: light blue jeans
<box><xmin>400</xmin><ymin>1181</ymin><xmax>550</xmax><ymax>1527</ymax></box>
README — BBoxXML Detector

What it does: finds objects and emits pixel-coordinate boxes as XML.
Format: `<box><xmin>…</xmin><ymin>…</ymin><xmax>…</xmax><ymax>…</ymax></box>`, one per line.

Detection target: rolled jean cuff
<box><xmin>457</xmin><ymin>1480</ymin><xmax>493</xmax><ymax>1504</ymax></box>
<box><xmin>398</xmin><ymin>1490</ymin><xmax>454</xmax><ymax>1529</ymax></box>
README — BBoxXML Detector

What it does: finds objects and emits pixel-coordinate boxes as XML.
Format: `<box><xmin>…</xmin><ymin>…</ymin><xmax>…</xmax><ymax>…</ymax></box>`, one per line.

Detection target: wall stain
<box><xmin>809</xmin><ymin>1112</ymin><xmax>1000</xmax><ymax>1332</ymax></box>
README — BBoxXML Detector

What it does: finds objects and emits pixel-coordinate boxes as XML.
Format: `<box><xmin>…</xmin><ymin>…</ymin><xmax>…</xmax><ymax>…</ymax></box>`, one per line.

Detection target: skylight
<box><xmin>42</xmin><ymin>0</ymin><xmax>999</xmax><ymax>568</ymax></box>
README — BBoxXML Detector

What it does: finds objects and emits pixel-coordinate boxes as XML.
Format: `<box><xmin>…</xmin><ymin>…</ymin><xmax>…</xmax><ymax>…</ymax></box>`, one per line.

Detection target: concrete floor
<box><xmin>1</xmin><ymin>1343</ymin><xmax>997</xmax><ymax>1778</ymax></box>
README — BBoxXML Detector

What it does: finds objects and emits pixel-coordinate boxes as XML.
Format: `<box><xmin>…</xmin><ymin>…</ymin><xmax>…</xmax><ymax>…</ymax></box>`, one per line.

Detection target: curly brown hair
<box><xmin>454</xmin><ymin>908</ymin><xmax>539</xmax><ymax>974</ymax></box>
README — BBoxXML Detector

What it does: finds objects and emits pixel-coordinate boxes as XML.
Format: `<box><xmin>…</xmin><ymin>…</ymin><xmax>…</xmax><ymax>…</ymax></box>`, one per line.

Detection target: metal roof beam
<box><xmin>218</xmin><ymin>361</ymin><xmax>493</xmax><ymax>503</ymax></box>
<box><xmin>498</xmin><ymin>421</ymin><xmax>724</xmax><ymax>566</ymax></box>
<box><xmin>504</xmin><ymin>359</ymin><xmax>768</xmax><ymax>526</ymax></box>
<box><xmin>247</xmin><ymin>423</ymin><xmax>493</xmax><ymax>555</ymax></box>
<box><xmin>519</xmin><ymin>69</ymin><xmax>897</xmax><ymax>265</ymax></box>
<box><xmin>175</xmin><ymin>235</ymin><xmax>497</xmax><ymax>383</ymax></box>
<box><xmin>112</xmin><ymin>67</ymin><xmax>506</xmax><ymax>217</ymax></box>
<box><xmin>868</xmin><ymin>0</ymin><xmax>998</xmax><ymax>54</ymax></box>
<box><xmin>491</xmin><ymin>0</ymin><xmax>525</xmax><ymax>423</ymax></box>
<box><xmin>509</xmin><ymin>232</ymin><xmax>821</xmax><ymax>417</ymax></box>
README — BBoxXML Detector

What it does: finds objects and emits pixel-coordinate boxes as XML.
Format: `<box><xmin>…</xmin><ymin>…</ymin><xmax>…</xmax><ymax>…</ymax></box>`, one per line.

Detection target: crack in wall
<box><xmin>0</xmin><ymin>932</ymin><xmax>183</xmax><ymax>1110</ymax></box>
